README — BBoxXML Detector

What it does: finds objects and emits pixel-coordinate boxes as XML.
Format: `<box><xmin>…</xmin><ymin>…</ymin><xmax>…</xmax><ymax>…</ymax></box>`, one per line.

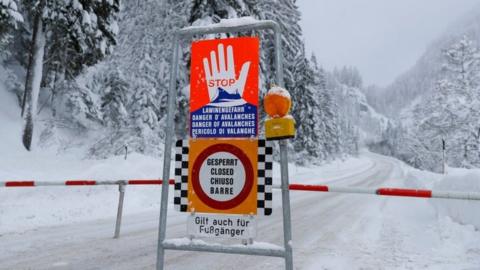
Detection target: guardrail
<box><xmin>2</xmin><ymin>180</ymin><xmax>480</xmax><ymax>238</ymax></box>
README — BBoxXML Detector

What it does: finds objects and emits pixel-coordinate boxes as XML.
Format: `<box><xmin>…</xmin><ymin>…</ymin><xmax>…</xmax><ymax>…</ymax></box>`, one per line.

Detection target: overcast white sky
<box><xmin>298</xmin><ymin>0</ymin><xmax>479</xmax><ymax>86</ymax></box>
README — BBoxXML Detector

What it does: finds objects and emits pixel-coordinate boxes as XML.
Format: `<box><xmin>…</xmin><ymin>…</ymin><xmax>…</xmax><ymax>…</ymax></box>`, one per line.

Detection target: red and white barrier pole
<box><xmin>0</xmin><ymin>179</ymin><xmax>174</xmax><ymax>239</ymax></box>
<box><xmin>4</xmin><ymin>180</ymin><xmax>480</xmax><ymax>201</ymax></box>
<box><xmin>3</xmin><ymin>179</ymin><xmax>480</xmax><ymax>239</ymax></box>
<box><xmin>1</xmin><ymin>179</ymin><xmax>174</xmax><ymax>187</ymax></box>
<box><xmin>285</xmin><ymin>184</ymin><xmax>480</xmax><ymax>201</ymax></box>
<box><xmin>3</xmin><ymin>180</ymin><xmax>480</xmax><ymax>201</ymax></box>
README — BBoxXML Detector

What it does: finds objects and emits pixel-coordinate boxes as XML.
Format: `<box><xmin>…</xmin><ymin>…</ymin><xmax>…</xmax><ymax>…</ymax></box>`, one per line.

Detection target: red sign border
<box><xmin>191</xmin><ymin>143</ymin><xmax>254</xmax><ymax>210</ymax></box>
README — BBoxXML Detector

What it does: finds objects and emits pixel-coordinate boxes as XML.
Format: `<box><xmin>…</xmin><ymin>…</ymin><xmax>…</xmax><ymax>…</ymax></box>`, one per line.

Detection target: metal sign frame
<box><xmin>157</xmin><ymin>20</ymin><xmax>293</xmax><ymax>270</ymax></box>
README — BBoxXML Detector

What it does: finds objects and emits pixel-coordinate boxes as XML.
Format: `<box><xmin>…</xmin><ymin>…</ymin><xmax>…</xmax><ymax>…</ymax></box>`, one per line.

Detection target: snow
<box><xmin>0</xmin><ymin>81</ymin><xmax>164</xmax><ymax>233</ymax></box>
<box><xmin>218</xmin><ymin>16</ymin><xmax>258</xmax><ymax>27</ymax></box>
<box><xmin>110</xmin><ymin>20</ymin><xmax>119</xmax><ymax>36</ymax></box>
<box><xmin>400</xmin><ymin>163</ymin><xmax>480</xmax><ymax>229</ymax></box>
<box><xmin>82</xmin><ymin>10</ymin><xmax>91</xmax><ymax>25</ymax></box>
<box><xmin>0</xmin><ymin>65</ymin><xmax>23</xmax><ymax>152</ymax></box>
<box><xmin>164</xmin><ymin>237</ymin><xmax>284</xmax><ymax>251</ymax></box>
<box><xmin>1</xmin><ymin>0</ymin><xmax>23</xmax><ymax>23</ymax></box>
<box><xmin>72</xmin><ymin>0</ymin><xmax>83</xmax><ymax>10</ymax></box>
<box><xmin>207</xmin><ymin>98</ymin><xmax>246</xmax><ymax>107</ymax></box>
<box><xmin>432</xmin><ymin>168</ymin><xmax>480</xmax><ymax>229</ymax></box>
<box><xmin>29</xmin><ymin>20</ymin><xmax>46</xmax><ymax>121</ymax></box>
<box><xmin>302</xmin><ymin>155</ymin><xmax>480</xmax><ymax>270</ymax></box>
<box><xmin>0</xmin><ymin>140</ymin><xmax>369</xmax><ymax>234</ymax></box>
<box><xmin>267</xmin><ymin>86</ymin><xmax>291</xmax><ymax>99</ymax></box>
<box><xmin>1</xmin><ymin>146</ymin><xmax>480</xmax><ymax>268</ymax></box>
<box><xmin>185</xmin><ymin>16</ymin><xmax>259</xmax><ymax>31</ymax></box>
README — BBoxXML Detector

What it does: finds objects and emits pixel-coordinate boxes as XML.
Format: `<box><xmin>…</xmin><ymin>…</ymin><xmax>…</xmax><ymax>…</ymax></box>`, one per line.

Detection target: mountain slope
<box><xmin>375</xmin><ymin>5</ymin><xmax>480</xmax><ymax>117</ymax></box>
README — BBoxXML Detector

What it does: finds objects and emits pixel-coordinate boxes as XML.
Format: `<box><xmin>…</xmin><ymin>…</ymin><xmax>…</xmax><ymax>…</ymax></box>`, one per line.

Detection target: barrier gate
<box><xmin>156</xmin><ymin>20</ymin><xmax>293</xmax><ymax>270</ymax></box>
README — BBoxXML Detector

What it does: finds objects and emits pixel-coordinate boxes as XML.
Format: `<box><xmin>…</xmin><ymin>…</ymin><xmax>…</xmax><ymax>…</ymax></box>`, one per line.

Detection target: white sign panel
<box><xmin>199</xmin><ymin>151</ymin><xmax>246</xmax><ymax>201</ymax></box>
<box><xmin>187</xmin><ymin>213</ymin><xmax>256</xmax><ymax>239</ymax></box>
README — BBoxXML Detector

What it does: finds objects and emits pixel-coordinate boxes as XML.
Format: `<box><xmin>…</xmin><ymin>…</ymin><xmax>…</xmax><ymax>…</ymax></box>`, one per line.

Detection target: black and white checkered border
<box><xmin>173</xmin><ymin>139</ymin><xmax>273</xmax><ymax>215</ymax></box>
<box><xmin>174</xmin><ymin>139</ymin><xmax>189</xmax><ymax>212</ymax></box>
<box><xmin>257</xmin><ymin>139</ymin><xmax>273</xmax><ymax>216</ymax></box>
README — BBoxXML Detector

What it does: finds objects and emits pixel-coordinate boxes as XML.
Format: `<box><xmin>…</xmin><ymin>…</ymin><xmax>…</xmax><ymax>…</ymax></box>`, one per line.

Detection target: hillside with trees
<box><xmin>0</xmin><ymin>0</ymin><xmax>367</xmax><ymax>165</ymax></box>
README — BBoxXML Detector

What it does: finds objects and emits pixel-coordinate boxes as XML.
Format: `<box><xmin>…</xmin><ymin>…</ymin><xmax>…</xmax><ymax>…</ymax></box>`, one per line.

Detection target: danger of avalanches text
<box><xmin>194</xmin><ymin>216</ymin><xmax>251</xmax><ymax>237</ymax></box>
<box><xmin>207</xmin><ymin>158</ymin><xmax>239</xmax><ymax>195</ymax></box>
<box><xmin>191</xmin><ymin>107</ymin><xmax>256</xmax><ymax>136</ymax></box>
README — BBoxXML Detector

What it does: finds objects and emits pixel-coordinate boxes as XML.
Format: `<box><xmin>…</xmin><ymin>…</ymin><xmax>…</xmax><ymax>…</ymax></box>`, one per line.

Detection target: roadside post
<box><xmin>156</xmin><ymin>19</ymin><xmax>294</xmax><ymax>270</ymax></box>
<box><xmin>114</xmin><ymin>181</ymin><xmax>126</xmax><ymax>239</ymax></box>
<box><xmin>442</xmin><ymin>138</ymin><xmax>446</xmax><ymax>174</ymax></box>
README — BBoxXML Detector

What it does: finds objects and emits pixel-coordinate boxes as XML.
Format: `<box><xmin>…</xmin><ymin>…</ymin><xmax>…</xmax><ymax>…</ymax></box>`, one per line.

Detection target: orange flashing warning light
<box><xmin>263</xmin><ymin>86</ymin><xmax>295</xmax><ymax>140</ymax></box>
<box><xmin>263</xmin><ymin>86</ymin><xmax>291</xmax><ymax>118</ymax></box>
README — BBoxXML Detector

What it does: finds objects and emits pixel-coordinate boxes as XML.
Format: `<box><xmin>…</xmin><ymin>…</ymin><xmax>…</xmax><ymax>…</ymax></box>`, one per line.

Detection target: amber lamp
<box><xmin>263</xmin><ymin>86</ymin><xmax>295</xmax><ymax>140</ymax></box>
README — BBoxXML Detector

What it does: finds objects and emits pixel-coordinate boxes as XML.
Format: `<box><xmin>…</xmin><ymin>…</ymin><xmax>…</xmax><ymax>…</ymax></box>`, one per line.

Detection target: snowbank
<box><xmin>431</xmin><ymin>168</ymin><xmax>480</xmax><ymax>229</ymax></box>
<box><xmin>397</xmin><ymin>161</ymin><xmax>480</xmax><ymax>230</ymax></box>
<box><xmin>402</xmin><ymin>163</ymin><xmax>442</xmax><ymax>190</ymax></box>
<box><xmin>0</xmin><ymin>81</ymin><xmax>163</xmax><ymax>233</ymax></box>
<box><xmin>0</xmin><ymin>153</ymin><xmax>165</xmax><ymax>234</ymax></box>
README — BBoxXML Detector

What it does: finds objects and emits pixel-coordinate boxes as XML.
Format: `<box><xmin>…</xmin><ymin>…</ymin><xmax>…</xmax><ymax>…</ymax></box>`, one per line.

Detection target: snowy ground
<box><xmin>1</xmin><ymin>150</ymin><xmax>479</xmax><ymax>269</ymax></box>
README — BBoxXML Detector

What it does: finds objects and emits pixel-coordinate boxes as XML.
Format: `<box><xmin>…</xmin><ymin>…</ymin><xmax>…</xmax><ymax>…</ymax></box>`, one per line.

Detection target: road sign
<box><xmin>190</xmin><ymin>37</ymin><xmax>259</xmax><ymax>138</ymax></box>
<box><xmin>187</xmin><ymin>213</ymin><xmax>256</xmax><ymax>239</ymax></box>
<box><xmin>159</xmin><ymin>20</ymin><xmax>293</xmax><ymax>270</ymax></box>
<box><xmin>174</xmin><ymin>139</ymin><xmax>273</xmax><ymax>215</ymax></box>
<box><xmin>189</xmin><ymin>139</ymin><xmax>257</xmax><ymax>214</ymax></box>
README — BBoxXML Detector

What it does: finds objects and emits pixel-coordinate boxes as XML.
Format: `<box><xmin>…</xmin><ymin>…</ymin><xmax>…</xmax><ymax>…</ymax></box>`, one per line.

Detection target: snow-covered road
<box><xmin>1</xmin><ymin>153</ymin><xmax>479</xmax><ymax>270</ymax></box>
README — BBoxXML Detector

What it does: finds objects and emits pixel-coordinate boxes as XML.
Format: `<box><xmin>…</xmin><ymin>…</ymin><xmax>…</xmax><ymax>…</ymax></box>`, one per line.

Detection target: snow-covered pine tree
<box><xmin>402</xmin><ymin>35</ymin><xmax>480</xmax><ymax>170</ymax></box>
<box><xmin>311</xmin><ymin>54</ymin><xmax>341</xmax><ymax>159</ymax></box>
<box><xmin>255</xmin><ymin>0</ymin><xmax>342</xmax><ymax>161</ymax></box>
<box><xmin>159</xmin><ymin>0</ymin><xmax>191</xmax><ymax>139</ymax></box>
<box><xmin>128</xmin><ymin>54</ymin><xmax>161</xmax><ymax>154</ymax></box>
<box><xmin>101</xmin><ymin>68</ymin><xmax>129</xmax><ymax>130</ymax></box>
<box><xmin>444</xmin><ymin>36</ymin><xmax>480</xmax><ymax>168</ymax></box>
<box><xmin>257</xmin><ymin>0</ymin><xmax>303</xmax><ymax>94</ymax></box>
<box><xmin>342</xmin><ymin>120</ymin><xmax>358</xmax><ymax>155</ymax></box>
<box><xmin>291</xmin><ymin>44</ymin><xmax>323</xmax><ymax>163</ymax></box>
<box><xmin>399</xmin><ymin>126</ymin><xmax>435</xmax><ymax>170</ymax></box>
<box><xmin>20</xmin><ymin>0</ymin><xmax>120</xmax><ymax>150</ymax></box>
<box><xmin>86</xmin><ymin>0</ymin><xmax>192</xmax><ymax>156</ymax></box>
<box><xmin>79</xmin><ymin>0</ymin><xmax>347</xmax><ymax>161</ymax></box>
<box><xmin>44</xmin><ymin>0</ymin><xmax>119</xmax><ymax>78</ymax></box>
<box><xmin>0</xmin><ymin>0</ymin><xmax>23</xmax><ymax>107</ymax></box>
<box><xmin>60</xmin><ymin>78</ymin><xmax>102</xmax><ymax>129</ymax></box>
<box><xmin>333</xmin><ymin>66</ymin><xmax>363</xmax><ymax>88</ymax></box>
<box><xmin>329</xmin><ymin>67</ymin><xmax>363</xmax><ymax>156</ymax></box>
<box><xmin>0</xmin><ymin>0</ymin><xmax>22</xmax><ymax>53</ymax></box>
<box><xmin>442</xmin><ymin>35</ymin><xmax>480</xmax><ymax>96</ymax></box>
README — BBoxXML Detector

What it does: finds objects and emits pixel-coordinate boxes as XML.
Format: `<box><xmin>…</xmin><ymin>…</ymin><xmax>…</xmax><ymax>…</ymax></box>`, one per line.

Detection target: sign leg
<box><xmin>157</xmin><ymin>35</ymin><xmax>180</xmax><ymax>270</ymax></box>
<box><xmin>279</xmin><ymin>140</ymin><xmax>293</xmax><ymax>270</ymax></box>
